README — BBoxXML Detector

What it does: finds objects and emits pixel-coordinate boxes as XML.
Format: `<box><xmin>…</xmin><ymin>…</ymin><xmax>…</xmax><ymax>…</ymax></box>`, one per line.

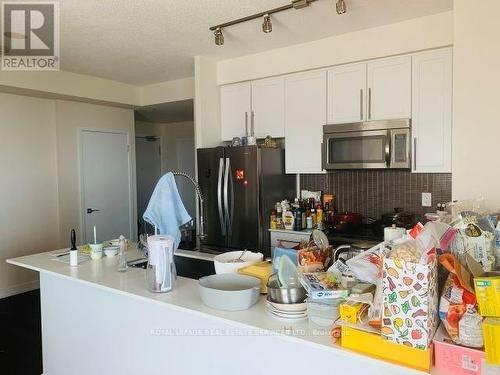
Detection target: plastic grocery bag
<box><xmin>438</xmin><ymin>253</ymin><xmax>478</xmax><ymax>344</ymax></box>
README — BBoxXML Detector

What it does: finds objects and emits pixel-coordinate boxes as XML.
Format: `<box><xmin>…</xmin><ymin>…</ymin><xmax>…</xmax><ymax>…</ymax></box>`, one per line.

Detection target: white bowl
<box><xmin>103</xmin><ymin>245</ymin><xmax>119</xmax><ymax>257</ymax></box>
<box><xmin>213</xmin><ymin>251</ymin><xmax>264</xmax><ymax>274</ymax></box>
<box><xmin>199</xmin><ymin>274</ymin><xmax>261</xmax><ymax>311</ymax></box>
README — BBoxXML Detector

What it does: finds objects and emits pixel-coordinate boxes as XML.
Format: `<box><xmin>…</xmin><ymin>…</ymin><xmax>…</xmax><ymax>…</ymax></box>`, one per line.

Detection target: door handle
<box><xmin>217</xmin><ymin>158</ymin><xmax>226</xmax><ymax>236</ymax></box>
<box><xmin>385</xmin><ymin>130</ymin><xmax>391</xmax><ymax>167</ymax></box>
<box><xmin>368</xmin><ymin>87</ymin><xmax>372</xmax><ymax>120</ymax></box>
<box><xmin>360</xmin><ymin>89</ymin><xmax>363</xmax><ymax>120</ymax></box>
<box><xmin>224</xmin><ymin>158</ymin><xmax>232</xmax><ymax>235</ymax></box>
<box><xmin>413</xmin><ymin>137</ymin><xmax>417</xmax><ymax>171</ymax></box>
<box><xmin>251</xmin><ymin>110</ymin><xmax>255</xmax><ymax>137</ymax></box>
<box><xmin>244</xmin><ymin>112</ymin><xmax>249</xmax><ymax>137</ymax></box>
<box><xmin>86</xmin><ymin>208</ymin><xmax>100</xmax><ymax>214</ymax></box>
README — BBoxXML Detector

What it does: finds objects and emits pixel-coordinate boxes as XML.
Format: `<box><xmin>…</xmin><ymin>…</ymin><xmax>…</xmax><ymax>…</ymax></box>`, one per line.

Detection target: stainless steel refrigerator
<box><xmin>197</xmin><ymin>146</ymin><xmax>295</xmax><ymax>256</ymax></box>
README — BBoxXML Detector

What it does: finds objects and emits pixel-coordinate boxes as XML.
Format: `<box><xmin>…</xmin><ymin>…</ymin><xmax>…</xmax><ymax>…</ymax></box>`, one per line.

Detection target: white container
<box><xmin>198</xmin><ymin>274</ymin><xmax>261</xmax><ymax>311</ymax></box>
<box><xmin>306</xmin><ymin>298</ymin><xmax>343</xmax><ymax>327</ymax></box>
<box><xmin>103</xmin><ymin>245</ymin><xmax>119</xmax><ymax>257</ymax></box>
<box><xmin>213</xmin><ymin>251</ymin><xmax>264</xmax><ymax>274</ymax></box>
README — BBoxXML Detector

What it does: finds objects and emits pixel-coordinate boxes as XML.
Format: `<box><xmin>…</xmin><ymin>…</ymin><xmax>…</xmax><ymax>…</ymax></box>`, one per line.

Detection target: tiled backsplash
<box><xmin>301</xmin><ymin>171</ymin><xmax>452</xmax><ymax>221</ymax></box>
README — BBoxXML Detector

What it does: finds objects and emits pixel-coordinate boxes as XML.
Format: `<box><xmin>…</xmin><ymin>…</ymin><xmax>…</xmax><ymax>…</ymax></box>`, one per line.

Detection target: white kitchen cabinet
<box><xmin>367</xmin><ymin>56</ymin><xmax>412</xmax><ymax>121</ymax></box>
<box><xmin>220</xmin><ymin>82</ymin><xmax>251</xmax><ymax>141</ymax></box>
<box><xmin>411</xmin><ymin>48</ymin><xmax>452</xmax><ymax>173</ymax></box>
<box><xmin>327</xmin><ymin>63</ymin><xmax>367</xmax><ymax>124</ymax></box>
<box><xmin>285</xmin><ymin>70</ymin><xmax>327</xmax><ymax>174</ymax></box>
<box><xmin>251</xmin><ymin>77</ymin><xmax>285</xmax><ymax>138</ymax></box>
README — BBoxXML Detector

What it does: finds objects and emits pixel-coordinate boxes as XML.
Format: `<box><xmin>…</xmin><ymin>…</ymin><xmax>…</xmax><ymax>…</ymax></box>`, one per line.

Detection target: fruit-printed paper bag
<box><xmin>381</xmin><ymin>256</ymin><xmax>439</xmax><ymax>349</ymax></box>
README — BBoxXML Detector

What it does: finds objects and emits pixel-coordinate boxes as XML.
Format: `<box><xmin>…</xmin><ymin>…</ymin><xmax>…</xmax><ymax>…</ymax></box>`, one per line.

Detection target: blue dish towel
<box><xmin>143</xmin><ymin>173</ymin><xmax>192</xmax><ymax>249</ymax></box>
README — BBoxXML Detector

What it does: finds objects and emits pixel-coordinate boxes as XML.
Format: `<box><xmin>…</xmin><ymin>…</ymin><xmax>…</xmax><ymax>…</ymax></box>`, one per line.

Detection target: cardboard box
<box><xmin>433</xmin><ymin>324</ymin><xmax>485</xmax><ymax>375</ymax></box>
<box><xmin>341</xmin><ymin>325</ymin><xmax>433</xmax><ymax>372</ymax></box>
<box><xmin>466</xmin><ymin>254</ymin><xmax>500</xmax><ymax>317</ymax></box>
<box><xmin>381</xmin><ymin>256</ymin><xmax>439</xmax><ymax>350</ymax></box>
<box><xmin>483</xmin><ymin>318</ymin><xmax>500</xmax><ymax>365</ymax></box>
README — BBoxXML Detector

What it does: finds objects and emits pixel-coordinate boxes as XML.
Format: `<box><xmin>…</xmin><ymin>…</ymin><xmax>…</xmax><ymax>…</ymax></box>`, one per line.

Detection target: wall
<box><xmin>0</xmin><ymin>93</ymin><xmax>60</xmax><ymax>298</ymax></box>
<box><xmin>217</xmin><ymin>11</ymin><xmax>453</xmax><ymax>84</ymax></box>
<box><xmin>55</xmin><ymin>101</ymin><xmax>136</xmax><ymax>245</ymax></box>
<box><xmin>0</xmin><ymin>71</ymin><xmax>195</xmax><ymax>108</ymax></box>
<box><xmin>452</xmin><ymin>0</ymin><xmax>500</xmax><ymax>211</ymax></box>
<box><xmin>135</xmin><ymin>120</ymin><xmax>196</xmax><ymax>218</ymax></box>
<box><xmin>301</xmin><ymin>171</ymin><xmax>452</xmax><ymax>221</ymax></box>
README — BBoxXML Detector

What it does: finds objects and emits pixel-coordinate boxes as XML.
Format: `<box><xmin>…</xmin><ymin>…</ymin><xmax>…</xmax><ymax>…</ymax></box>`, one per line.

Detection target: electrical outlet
<box><xmin>422</xmin><ymin>193</ymin><xmax>432</xmax><ymax>207</ymax></box>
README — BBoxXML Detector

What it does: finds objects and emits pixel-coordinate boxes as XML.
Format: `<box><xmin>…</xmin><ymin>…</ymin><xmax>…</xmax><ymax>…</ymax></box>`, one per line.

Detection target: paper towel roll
<box><xmin>384</xmin><ymin>226</ymin><xmax>405</xmax><ymax>242</ymax></box>
<box><xmin>147</xmin><ymin>235</ymin><xmax>175</xmax><ymax>292</ymax></box>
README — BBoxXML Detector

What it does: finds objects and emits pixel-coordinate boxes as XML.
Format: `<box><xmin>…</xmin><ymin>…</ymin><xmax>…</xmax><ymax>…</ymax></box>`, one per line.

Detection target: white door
<box><xmin>327</xmin><ymin>63</ymin><xmax>367</xmax><ymax>124</ymax></box>
<box><xmin>412</xmin><ymin>48</ymin><xmax>453</xmax><ymax>173</ymax></box>
<box><xmin>251</xmin><ymin>77</ymin><xmax>285</xmax><ymax>138</ymax></box>
<box><xmin>285</xmin><ymin>70</ymin><xmax>327</xmax><ymax>174</ymax></box>
<box><xmin>220</xmin><ymin>82</ymin><xmax>251</xmax><ymax>141</ymax></box>
<box><xmin>175</xmin><ymin>138</ymin><xmax>196</xmax><ymax>219</ymax></box>
<box><xmin>367</xmin><ymin>56</ymin><xmax>412</xmax><ymax>120</ymax></box>
<box><xmin>81</xmin><ymin>130</ymin><xmax>132</xmax><ymax>243</ymax></box>
<box><xmin>136</xmin><ymin>136</ymin><xmax>161</xmax><ymax>232</ymax></box>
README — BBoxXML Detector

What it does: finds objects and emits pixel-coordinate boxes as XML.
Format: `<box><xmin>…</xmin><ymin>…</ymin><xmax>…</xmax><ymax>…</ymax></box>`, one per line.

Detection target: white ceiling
<box><xmin>11</xmin><ymin>0</ymin><xmax>453</xmax><ymax>85</ymax></box>
<box><xmin>135</xmin><ymin>100</ymin><xmax>194</xmax><ymax>123</ymax></box>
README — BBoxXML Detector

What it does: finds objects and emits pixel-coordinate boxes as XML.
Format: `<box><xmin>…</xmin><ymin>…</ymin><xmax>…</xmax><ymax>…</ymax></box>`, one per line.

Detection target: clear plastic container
<box><xmin>307</xmin><ymin>298</ymin><xmax>343</xmax><ymax>327</ymax></box>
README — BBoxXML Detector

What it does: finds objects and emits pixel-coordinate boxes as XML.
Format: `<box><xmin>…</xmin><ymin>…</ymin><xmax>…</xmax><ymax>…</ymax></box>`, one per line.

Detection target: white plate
<box><xmin>266</xmin><ymin>309</ymin><xmax>308</xmax><ymax>321</ymax></box>
<box><xmin>266</xmin><ymin>304</ymin><xmax>307</xmax><ymax>316</ymax></box>
<box><xmin>266</xmin><ymin>296</ymin><xmax>307</xmax><ymax>312</ymax></box>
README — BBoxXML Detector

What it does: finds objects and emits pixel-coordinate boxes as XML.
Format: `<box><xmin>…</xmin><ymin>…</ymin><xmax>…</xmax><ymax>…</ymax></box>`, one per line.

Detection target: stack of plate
<box><xmin>265</xmin><ymin>296</ymin><xmax>307</xmax><ymax>321</ymax></box>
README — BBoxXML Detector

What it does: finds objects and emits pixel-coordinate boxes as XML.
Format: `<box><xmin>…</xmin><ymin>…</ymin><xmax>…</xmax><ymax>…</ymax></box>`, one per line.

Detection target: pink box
<box><xmin>433</xmin><ymin>325</ymin><xmax>485</xmax><ymax>375</ymax></box>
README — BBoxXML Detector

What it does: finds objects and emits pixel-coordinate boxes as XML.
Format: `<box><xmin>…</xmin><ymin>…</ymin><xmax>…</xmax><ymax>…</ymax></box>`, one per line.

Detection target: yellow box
<box><xmin>339</xmin><ymin>301</ymin><xmax>364</xmax><ymax>324</ymax></box>
<box><xmin>483</xmin><ymin>318</ymin><xmax>500</xmax><ymax>365</ymax></box>
<box><xmin>341</xmin><ymin>326</ymin><xmax>432</xmax><ymax>372</ymax></box>
<box><xmin>474</xmin><ymin>277</ymin><xmax>500</xmax><ymax>317</ymax></box>
<box><xmin>238</xmin><ymin>261</ymin><xmax>273</xmax><ymax>294</ymax></box>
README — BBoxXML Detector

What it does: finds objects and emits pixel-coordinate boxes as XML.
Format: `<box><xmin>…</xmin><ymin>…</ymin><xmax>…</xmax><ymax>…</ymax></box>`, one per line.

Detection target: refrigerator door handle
<box><xmin>217</xmin><ymin>158</ymin><xmax>226</xmax><ymax>236</ymax></box>
<box><xmin>224</xmin><ymin>157</ymin><xmax>232</xmax><ymax>235</ymax></box>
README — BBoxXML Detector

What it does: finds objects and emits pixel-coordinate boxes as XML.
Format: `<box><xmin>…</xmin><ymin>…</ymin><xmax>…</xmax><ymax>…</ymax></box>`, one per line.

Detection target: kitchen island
<box><xmin>7</xmin><ymin>248</ymin><xmax>442</xmax><ymax>375</ymax></box>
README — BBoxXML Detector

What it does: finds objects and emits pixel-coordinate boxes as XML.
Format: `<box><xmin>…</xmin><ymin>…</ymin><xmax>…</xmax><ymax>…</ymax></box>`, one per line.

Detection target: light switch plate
<box><xmin>422</xmin><ymin>192</ymin><xmax>432</xmax><ymax>207</ymax></box>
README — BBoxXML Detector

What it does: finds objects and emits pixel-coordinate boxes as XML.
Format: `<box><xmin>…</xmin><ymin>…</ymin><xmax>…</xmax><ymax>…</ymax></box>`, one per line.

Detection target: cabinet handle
<box><xmin>360</xmin><ymin>89</ymin><xmax>363</xmax><ymax>120</ymax></box>
<box><xmin>413</xmin><ymin>137</ymin><xmax>417</xmax><ymax>171</ymax></box>
<box><xmin>368</xmin><ymin>87</ymin><xmax>372</xmax><ymax>120</ymax></box>
<box><xmin>251</xmin><ymin>110</ymin><xmax>255</xmax><ymax>137</ymax></box>
<box><xmin>245</xmin><ymin>112</ymin><xmax>248</xmax><ymax>136</ymax></box>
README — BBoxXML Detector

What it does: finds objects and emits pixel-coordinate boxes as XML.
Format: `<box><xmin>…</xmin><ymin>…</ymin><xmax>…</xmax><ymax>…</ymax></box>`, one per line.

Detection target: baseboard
<box><xmin>0</xmin><ymin>280</ymin><xmax>40</xmax><ymax>299</ymax></box>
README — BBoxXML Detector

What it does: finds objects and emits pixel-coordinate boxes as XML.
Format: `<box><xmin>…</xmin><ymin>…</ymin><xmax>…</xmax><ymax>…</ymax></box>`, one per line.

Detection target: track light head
<box><xmin>214</xmin><ymin>27</ymin><xmax>224</xmax><ymax>46</ymax></box>
<box><xmin>336</xmin><ymin>0</ymin><xmax>346</xmax><ymax>15</ymax></box>
<box><xmin>262</xmin><ymin>14</ymin><xmax>272</xmax><ymax>33</ymax></box>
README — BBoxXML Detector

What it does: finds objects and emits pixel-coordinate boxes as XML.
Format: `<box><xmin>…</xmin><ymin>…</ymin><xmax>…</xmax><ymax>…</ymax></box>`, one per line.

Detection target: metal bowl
<box><xmin>266</xmin><ymin>279</ymin><xmax>307</xmax><ymax>304</ymax></box>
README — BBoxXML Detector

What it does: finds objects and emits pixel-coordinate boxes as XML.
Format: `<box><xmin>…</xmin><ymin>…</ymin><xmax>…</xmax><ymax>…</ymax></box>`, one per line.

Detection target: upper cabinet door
<box><xmin>412</xmin><ymin>48</ymin><xmax>453</xmax><ymax>173</ymax></box>
<box><xmin>285</xmin><ymin>70</ymin><xmax>327</xmax><ymax>174</ymax></box>
<box><xmin>220</xmin><ymin>82</ymin><xmax>251</xmax><ymax>141</ymax></box>
<box><xmin>327</xmin><ymin>63</ymin><xmax>367</xmax><ymax>124</ymax></box>
<box><xmin>367</xmin><ymin>56</ymin><xmax>412</xmax><ymax>121</ymax></box>
<box><xmin>251</xmin><ymin>77</ymin><xmax>285</xmax><ymax>138</ymax></box>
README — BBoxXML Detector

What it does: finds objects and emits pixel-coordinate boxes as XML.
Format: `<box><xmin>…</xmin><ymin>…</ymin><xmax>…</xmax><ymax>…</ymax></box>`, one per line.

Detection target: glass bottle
<box><xmin>117</xmin><ymin>235</ymin><xmax>128</xmax><ymax>272</ymax></box>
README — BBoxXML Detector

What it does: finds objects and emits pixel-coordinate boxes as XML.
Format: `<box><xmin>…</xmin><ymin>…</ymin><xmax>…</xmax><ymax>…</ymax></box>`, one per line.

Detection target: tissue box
<box><xmin>433</xmin><ymin>324</ymin><xmax>485</xmax><ymax>375</ymax></box>
<box><xmin>381</xmin><ymin>256</ymin><xmax>439</xmax><ymax>350</ymax></box>
<box><xmin>483</xmin><ymin>318</ymin><xmax>500</xmax><ymax>365</ymax></box>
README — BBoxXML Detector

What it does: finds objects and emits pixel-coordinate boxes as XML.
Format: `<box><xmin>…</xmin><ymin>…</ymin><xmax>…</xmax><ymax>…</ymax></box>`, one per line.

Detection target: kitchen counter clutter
<box><xmin>7</xmin><ymin>199</ymin><xmax>500</xmax><ymax>375</ymax></box>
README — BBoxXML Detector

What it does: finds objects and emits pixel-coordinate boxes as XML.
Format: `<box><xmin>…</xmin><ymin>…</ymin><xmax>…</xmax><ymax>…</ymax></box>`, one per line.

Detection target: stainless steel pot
<box><xmin>266</xmin><ymin>278</ymin><xmax>306</xmax><ymax>304</ymax></box>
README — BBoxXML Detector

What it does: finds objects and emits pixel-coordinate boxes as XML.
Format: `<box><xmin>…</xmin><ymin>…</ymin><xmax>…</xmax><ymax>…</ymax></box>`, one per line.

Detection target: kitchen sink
<box><xmin>127</xmin><ymin>256</ymin><xmax>215</xmax><ymax>280</ymax></box>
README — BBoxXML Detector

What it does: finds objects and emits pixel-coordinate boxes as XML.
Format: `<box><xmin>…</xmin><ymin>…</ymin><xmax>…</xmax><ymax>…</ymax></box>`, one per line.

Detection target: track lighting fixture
<box><xmin>262</xmin><ymin>14</ymin><xmax>272</xmax><ymax>33</ymax></box>
<box><xmin>214</xmin><ymin>27</ymin><xmax>224</xmax><ymax>46</ymax></box>
<box><xmin>336</xmin><ymin>0</ymin><xmax>346</xmax><ymax>15</ymax></box>
<box><xmin>209</xmin><ymin>0</ymin><xmax>347</xmax><ymax>46</ymax></box>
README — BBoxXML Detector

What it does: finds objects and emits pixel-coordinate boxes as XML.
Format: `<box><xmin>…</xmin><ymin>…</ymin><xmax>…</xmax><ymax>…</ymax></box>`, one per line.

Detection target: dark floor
<box><xmin>0</xmin><ymin>290</ymin><xmax>42</xmax><ymax>375</ymax></box>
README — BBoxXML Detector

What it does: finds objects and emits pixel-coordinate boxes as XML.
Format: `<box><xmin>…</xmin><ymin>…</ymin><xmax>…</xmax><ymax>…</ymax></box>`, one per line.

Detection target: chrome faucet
<box><xmin>171</xmin><ymin>171</ymin><xmax>206</xmax><ymax>242</ymax></box>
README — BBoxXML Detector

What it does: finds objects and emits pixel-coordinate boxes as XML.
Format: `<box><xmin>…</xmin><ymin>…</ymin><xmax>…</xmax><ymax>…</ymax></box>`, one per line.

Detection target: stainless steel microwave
<box><xmin>322</xmin><ymin>119</ymin><xmax>411</xmax><ymax>170</ymax></box>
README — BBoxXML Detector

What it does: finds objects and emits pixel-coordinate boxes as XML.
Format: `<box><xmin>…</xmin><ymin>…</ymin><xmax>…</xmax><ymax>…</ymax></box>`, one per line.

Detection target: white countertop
<box><xmin>7</xmin><ymin>247</ymin><xmax>438</xmax><ymax>375</ymax></box>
